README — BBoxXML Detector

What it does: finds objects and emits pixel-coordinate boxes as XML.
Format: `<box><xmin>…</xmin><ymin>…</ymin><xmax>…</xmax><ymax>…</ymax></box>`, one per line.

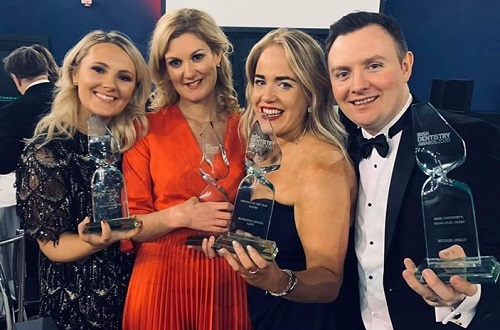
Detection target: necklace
<box><xmin>295</xmin><ymin>127</ymin><xmax>307</xmax><ymax>144</ymax></box>
<box><xmin>180</xmin><ymin>108</ymin><xmax>218</xmax><ymax>135</ymax></box>
<box><xmin>181</xmin><ymin>112</ymin><xmax>216</xmax><ymax>125</ymax></box>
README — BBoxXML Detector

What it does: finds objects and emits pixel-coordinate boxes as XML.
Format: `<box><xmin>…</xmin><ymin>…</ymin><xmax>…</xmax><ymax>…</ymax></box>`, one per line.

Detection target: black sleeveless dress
<box><xmin>247</xmin><ymin>202</ymin><xmax>337</xmax><ymax>329</ymax></box>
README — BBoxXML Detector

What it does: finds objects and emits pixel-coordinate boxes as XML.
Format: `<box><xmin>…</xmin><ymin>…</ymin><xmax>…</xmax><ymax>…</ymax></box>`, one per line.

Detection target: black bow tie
<box><xmin>357</xmin><ymin>134</ymin><xmax>389</xmax><ymax>158</ymax></box>
<box><xmin>357</xmin><ymin>110</ymin><xmax>408</xmax><ymax>159</ymax></box>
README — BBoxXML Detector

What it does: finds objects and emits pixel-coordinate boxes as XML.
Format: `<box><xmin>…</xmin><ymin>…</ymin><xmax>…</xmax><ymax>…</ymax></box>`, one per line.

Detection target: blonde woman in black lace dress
<box><xmin>16</xmin><ymin>30</ymin><xmax>150</xmax><ymax>329</ymax></box>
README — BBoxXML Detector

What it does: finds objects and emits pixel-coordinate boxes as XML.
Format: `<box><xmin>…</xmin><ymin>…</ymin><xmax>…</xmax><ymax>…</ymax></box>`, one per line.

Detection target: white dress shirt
<box><xmin>355</xmin><ymin>95</ymin><xmax>410</xmax><ymax>330</ymax></box>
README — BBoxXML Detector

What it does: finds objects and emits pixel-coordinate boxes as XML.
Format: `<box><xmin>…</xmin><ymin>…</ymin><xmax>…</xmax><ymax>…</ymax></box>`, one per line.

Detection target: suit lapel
<box><xmin>341</xmin><ymin>110</ymin><xmax>363</xmax><ymax>168</ymax></box>
<box><xmin>384</xmin><ymin>108</ymin><xmax>417</xmax><ymax>258</ymax></box>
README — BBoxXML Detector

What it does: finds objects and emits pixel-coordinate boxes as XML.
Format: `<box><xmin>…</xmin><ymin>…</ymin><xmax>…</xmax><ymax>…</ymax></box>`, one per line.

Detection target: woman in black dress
<box><xmin>206</xmin><ymin>28</ymin><xmax>357</xmax><ymax>329</ymax></box>
<box><xmin>17</xmin><ymin>30</ymin><xmax>150</xmax><ymax>329</ymax></box>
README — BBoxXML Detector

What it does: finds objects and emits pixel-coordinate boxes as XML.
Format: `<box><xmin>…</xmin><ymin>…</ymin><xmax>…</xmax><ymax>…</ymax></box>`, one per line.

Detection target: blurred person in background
<box><xmin>0</xmin><ymin>45</ymin><xmax>57</xmax><ymax>305</ymax></box>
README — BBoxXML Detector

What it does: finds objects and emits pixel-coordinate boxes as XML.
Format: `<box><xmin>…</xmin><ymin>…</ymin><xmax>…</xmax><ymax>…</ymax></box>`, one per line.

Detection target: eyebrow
<box><xmin>330</xmin><ymin>55</ymin><xmax>387</xmax><ymax>73</ymax></box>
<box><xmin>254</xmin><ymin>73</ymin><xmax>298</xmax><ymax>82</ymax></box>
<box><xmin>92</xmin><ymin>61</ymin><xmax>134</xmax><ymax>76</ymax></box>
<box><xmin>191</xmin><ymin>48</ymin><xmax>205</xmax><ymax>55</ymax></box>
<box><xmin>165</xmin><ymin>48</ymin><xmax>205</xmax><ymax>61</ymax></box>
<box><xmin>363</xmin><ymin>55</ymin><xmax>386</xmax><ymax>64</ymax></box>
<box><xmin>92</xmin><ymin>61</ymin><xmax>109</xmax><ymax>67</ymax></box>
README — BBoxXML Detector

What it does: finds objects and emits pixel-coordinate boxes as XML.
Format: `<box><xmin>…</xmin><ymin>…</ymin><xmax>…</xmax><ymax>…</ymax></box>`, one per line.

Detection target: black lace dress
<box><xmin>16</xmin><ymin>132</ymin><xmax>135</xmax><ymax>330</ymax></box>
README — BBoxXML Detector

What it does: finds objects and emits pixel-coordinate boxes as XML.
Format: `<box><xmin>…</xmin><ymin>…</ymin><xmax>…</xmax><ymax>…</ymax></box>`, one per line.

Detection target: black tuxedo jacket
<box><xmin>334</xmin><ymin>102</ymin><xmax>500</xmax><ymax>330</ymax></box>
<box><xmin>0</xmin><ymin>82</ymin><xmax>54</xmax><ymax>174</ymax></box>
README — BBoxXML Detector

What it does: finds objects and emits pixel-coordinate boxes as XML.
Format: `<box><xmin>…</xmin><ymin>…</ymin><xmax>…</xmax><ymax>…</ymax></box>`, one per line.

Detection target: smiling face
<box><xmin>164</xmin><ymin>32</ymin><xmax>221</xmax><ymax>106</ymax></box>
<box><xmin>328</xmin><ymin>24</ymin><xmax>413</xmax><ymax>135</ymax></box>
<box><xmin>73</xmin><ymin>42</ymin><xmax>137</xmax><ymax>124</ymax></box>
<box><xmin>251</xmin><ymin>45</ymin><xmax>308</xmax><ymax>142</ymax></box>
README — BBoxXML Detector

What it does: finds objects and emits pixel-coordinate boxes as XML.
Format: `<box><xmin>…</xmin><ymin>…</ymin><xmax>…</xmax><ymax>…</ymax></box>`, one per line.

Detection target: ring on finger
<box><xmin>248</xmin><ymin>268</ymin><xmax>260</xmax><ymax>274</ymax></box>
<box><xmin>429</xmin><ymin>295</ymin><xmax>441</xmax><ymax>303</ymax></box>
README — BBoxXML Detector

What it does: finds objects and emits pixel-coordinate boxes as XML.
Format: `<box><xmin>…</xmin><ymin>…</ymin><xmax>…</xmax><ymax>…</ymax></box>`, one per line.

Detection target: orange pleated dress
<box><xmin>121</xmin><ymin>105</ymin><xmax>251</xmax><ymax>330</ymax></box>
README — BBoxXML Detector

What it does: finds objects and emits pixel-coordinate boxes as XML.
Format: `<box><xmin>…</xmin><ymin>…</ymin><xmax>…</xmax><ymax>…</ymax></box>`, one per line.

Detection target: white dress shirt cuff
<box><xmin>435</xmin><ymin>284</ymin><xmax>481</xmax><ymax>328</ymax></box>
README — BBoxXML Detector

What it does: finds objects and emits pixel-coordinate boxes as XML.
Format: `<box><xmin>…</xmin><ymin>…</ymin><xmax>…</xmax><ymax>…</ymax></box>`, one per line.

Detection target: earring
<box><xmin>73</xmin><ymin>80</ymin><xmax>78</xmax><ymax>86</ymax></box>
<box><xmin>216</xmin><ymin>63</ymin><xmax>221</xmax><ymax>68</ymax></box>
<box><xmin>307</xmin><ymin>106</ymin><xmax>311</xmax><ymax>113</ymax></box>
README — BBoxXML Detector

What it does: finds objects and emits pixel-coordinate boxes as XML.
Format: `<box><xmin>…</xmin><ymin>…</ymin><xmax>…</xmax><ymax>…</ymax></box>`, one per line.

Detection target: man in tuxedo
<box><xmin>0</xmin><ymin>45</ymin><xmax>55</xmax><ymax>310</ymax></box>
<box><xmin>0</xmin><ymin>45</ymin><xmax>55</xmax><ymax>175</ymax></box>
<box><xmin>325</xmin><ymin>11</ymin><xmax>500</xmax><ymax>330</ymax></box>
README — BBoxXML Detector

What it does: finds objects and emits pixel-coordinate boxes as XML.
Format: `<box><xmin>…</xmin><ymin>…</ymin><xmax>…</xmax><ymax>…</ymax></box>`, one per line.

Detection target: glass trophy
<box><xmin>84</xmin><ymin>115</ymin><xmax>140</xmax><ymax>234</ymax></box>
<box><xmin>198</xmin><ymin>121</ymin><xmax>230</xmax><ymax>203</ymax></box>
<box><xmin>186</xmin><ymin>121</ymin><xmax>230</xmax><ymax>246</ymax></box>
<box><xmin>412</xmin><ymin>102</ymin><xmax>500</xmax><ymax>283</ymax></box>
<box><xmin>212</xmin><ymin>114</ymin><xmax>281</xmax><ymax>261</ymax></box>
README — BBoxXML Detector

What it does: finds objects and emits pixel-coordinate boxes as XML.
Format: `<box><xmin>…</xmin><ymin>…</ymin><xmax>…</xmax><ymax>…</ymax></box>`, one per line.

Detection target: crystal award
<box><xmin>212</xmin><ymin>114</ymin><xmax>281</xmax><ymax>261</ymax></box>
<box><xmin>198</xmin><ymin>121</ymin><xmax>230</xmax><ymax>202</ymax></box>
<box><xmin>186</xmin><ymin>121</ymin><xmax>230</xmax><ymax>246</ymax></box>
<box><xmin>84</xmin><ymin>115</ymin><xmax>140</xmax><ymax>233</ymax></box>
<box><xmin>412</xmin><ymin>102</ymin><xmax>500</xmax><ymax>283</ymax></box>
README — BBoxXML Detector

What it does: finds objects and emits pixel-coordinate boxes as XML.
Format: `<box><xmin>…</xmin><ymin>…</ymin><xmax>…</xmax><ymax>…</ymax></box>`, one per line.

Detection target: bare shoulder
<box><xmin>291</xmin><ymin>136</ymin><xmax>357</xmax><ymax>223</ymax></box>
<box><xmin>297</xmin><ymin>136</ymin><xmax>354</xmax><ymax>178</ymax></box>
<box><xmin>272</xmin><ymin>134</ymin><xmax>356</xmax><ymax>205</ymax></box>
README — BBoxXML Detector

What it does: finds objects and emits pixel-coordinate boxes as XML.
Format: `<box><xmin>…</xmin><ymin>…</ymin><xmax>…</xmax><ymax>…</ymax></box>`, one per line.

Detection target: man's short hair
<box><xmin>3</xmin><ymin>45</ymin><xmax>49</xmax><ymax>80</ymax></box>
<box><xmin>325</xmin><ymin>11</ymin><xmax>408</xmax><ymax>62</ymax></box>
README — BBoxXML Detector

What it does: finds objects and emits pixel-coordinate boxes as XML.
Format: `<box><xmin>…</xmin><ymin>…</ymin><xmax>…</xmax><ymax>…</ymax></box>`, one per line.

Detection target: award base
<box><xmin>212</xmin><ymin>232</ymin><xmax>278</xmax><ymax>261</ymax></box>
<box><xmin>185</xmin><ymin>235</ymin><xmax>207</xmax><ymax>247</ymax></box>
<box><xmin>185</xmin><ymin>232</ymin><xmax>216</xmax><ymax>247</ymax></box>
<box><xmin>84</xmin><ymin>217</ymin><xmax>140</xmax><ymax>234</ymax></box>
<box><xmin>415</xmin><ymin>256</ymin><xmax>500</xmax><ymax>284</ymax></box>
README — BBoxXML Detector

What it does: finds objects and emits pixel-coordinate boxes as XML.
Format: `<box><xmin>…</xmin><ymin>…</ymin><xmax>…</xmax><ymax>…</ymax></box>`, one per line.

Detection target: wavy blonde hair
<box><xmin>29</xmin><ymin>30</ymin><xmax>151</xmax><ymax>151</ymax></box>
<box><xmin>242</xmin><ymin>28</ymin><xmax>348</xmax><ymax>155</ymax></box>
<box><xmin>148</xmin><ymin>8</ymin><xmax>239</xmax><ymax>113</ymax></box>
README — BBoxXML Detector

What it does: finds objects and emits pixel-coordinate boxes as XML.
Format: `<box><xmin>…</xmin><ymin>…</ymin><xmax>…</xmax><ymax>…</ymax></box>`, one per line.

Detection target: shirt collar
<box><xmin>25</xmin><ymin>79</ymin><xmax>50</xmax><ymax>91</ymax></box>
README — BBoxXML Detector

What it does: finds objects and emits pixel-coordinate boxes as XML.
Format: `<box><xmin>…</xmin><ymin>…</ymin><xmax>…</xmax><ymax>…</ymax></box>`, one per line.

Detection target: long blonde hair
<box><xmin>29</xmin><ymin>30</ymin><xmax>151</xmax><ymax>151</ymax></box>
<box><xmin>242</xmin><ymin>28</ymin><xmax>348</xmax><ymax>154</ymax></box>
<box><xmin>148</xmin><ymin>8</ymin><xmax>239</xmax><ymax>113</ymax></box>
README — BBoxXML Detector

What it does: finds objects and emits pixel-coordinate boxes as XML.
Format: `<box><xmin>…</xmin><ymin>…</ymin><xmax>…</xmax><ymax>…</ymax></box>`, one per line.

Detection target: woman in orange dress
<box><xmin>121</xmin><ymin>8</ymin><xmax>251</xmax><ymax>330</ymax></box>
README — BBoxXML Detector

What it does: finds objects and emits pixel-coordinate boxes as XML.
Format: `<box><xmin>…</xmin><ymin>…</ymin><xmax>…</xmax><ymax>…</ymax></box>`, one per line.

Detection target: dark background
<box><xmin>384</xmin><ymin>0</ymin><xmax>500</xmax><ymax>113</ymax></box>
<box><xmin>0</xmin><ymin>0</ymin><xmax>162</xmax><ymax>107</ymax></box>
<box><xmin>223</xmin><ymin>27</ymin><xmax>330</xmax><ymax>106</ymax></box>
<box><xmin>0</xmin><ymin>35</ymin><xmax>49</xmax><ymax>105</ymax></box>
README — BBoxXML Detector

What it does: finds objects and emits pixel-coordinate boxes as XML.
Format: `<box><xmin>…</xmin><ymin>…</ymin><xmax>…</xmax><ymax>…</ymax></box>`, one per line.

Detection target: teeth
<box><xmin>187</xmin><ymin>80</ymin><xmax>201</xmax><ymax>87</ymax></box>
<box><xmin>95</xmin><ymin>92</ymin><xmax>114</xmax><ymax>101</ymax></box>
<box><xmin>262</xmin><ymin>108</ymin><xmax>283</xmax><ymax>116</ymax></box>
<box><xmin>353</xmin><ymin>97</ymin><xmax>376</xmax><ymax>105</ymax></box>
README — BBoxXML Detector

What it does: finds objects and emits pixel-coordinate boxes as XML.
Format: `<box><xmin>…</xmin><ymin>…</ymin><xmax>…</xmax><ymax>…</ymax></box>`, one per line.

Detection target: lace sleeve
<box><xmin>17</xmin><ymin>144</ymin><xmax>74</xmax><ymax>244</ymax></box>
